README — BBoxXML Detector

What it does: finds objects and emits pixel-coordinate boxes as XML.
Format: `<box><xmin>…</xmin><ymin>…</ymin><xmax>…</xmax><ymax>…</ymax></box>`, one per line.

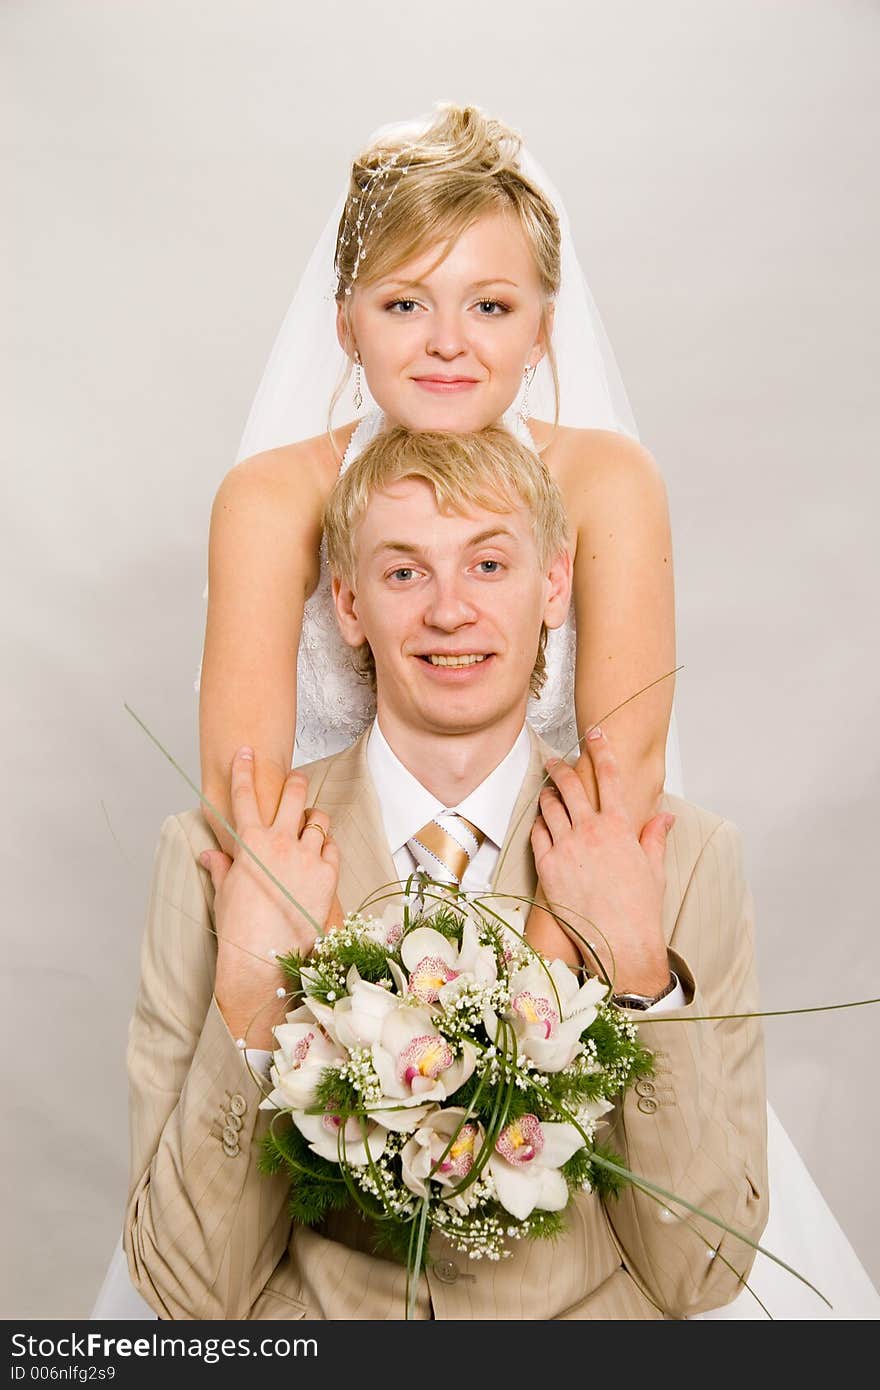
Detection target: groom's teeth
<box><xmin>427</xmin><ymin>654</ymin><xmax>487</xmax><ymax>667</ymax></box>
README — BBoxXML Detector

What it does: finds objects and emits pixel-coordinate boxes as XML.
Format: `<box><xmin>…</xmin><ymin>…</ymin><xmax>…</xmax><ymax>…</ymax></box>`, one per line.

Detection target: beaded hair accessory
<box><xmin>336</xmin><ymin>144</ymin><xmax>419</xmax><ymax>296</ymax></box>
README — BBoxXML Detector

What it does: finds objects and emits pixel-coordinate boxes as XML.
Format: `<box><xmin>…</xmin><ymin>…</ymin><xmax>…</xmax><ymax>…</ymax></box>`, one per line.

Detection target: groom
<box><xmin>125</xmin><ymin>425</ymin><xmax>768</xmax><ymax>1320</ymax></box>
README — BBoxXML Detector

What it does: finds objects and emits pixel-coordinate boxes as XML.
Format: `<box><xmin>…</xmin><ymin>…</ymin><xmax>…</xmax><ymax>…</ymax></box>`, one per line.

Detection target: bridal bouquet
<box><xmin>258</xmin><ymin>887</ymin><xmax>653</xmax><ymax>1291</ymax></box>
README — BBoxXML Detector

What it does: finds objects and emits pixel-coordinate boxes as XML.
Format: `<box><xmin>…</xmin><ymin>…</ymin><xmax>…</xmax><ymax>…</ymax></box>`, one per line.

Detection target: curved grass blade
<box><xmin>406</xmin><ymin>1196</ymin><xmax>431</xmax><ymax>1321</ymax></box>
<box><xmin>125</xmin><ymin>703</ymin><xmax>325</xmax><ymax>937</ymax></box>
<box><xmin>638</xmin><ymin>997</ymin><xmax>880</xmax><ymax>1023</ymax></box>
<box><xmin>521</xmin><ymin>1068</ymin><xmax>832</xmax><ymax>1310</ymax></box>
<box><xmin>587</xmin><ymin>1149</ymin><xmax>831</xmax><ymax>1310</ymax></box>
<box><xmin>495</xmin><ymin>666</ymin><xmax>682</xmax><ymax>880</ymax></box>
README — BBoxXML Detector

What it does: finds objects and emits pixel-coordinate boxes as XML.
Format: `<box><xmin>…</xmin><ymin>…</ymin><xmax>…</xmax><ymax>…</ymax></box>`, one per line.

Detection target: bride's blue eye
<box><xmin>476</xmin><ymin>300</ymin><xmax>509</xmax><ymax>315</ymax></box>
<box><xmin>387</xmin><ymin>299</ymin><xmax>419</xmax><ymax>313</ymax></box>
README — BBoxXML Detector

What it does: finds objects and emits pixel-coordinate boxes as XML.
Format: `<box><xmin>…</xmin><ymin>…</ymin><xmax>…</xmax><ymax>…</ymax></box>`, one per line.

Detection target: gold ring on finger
<box><xmin>302</xmin><ymin>821</ymin><xmax>328</xmax><ymax>846</ymax></box>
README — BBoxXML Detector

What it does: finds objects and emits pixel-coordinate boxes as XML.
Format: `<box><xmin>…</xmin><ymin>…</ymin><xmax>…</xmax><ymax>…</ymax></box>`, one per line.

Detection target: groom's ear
<box><xmin>542</xmin><ymin>548</ymin><xmax>573</xmax><ymax>631</ymax></box>
<box><xmin>332</xmin><ymin>573</ymin><xmax>367</xmax><ymax>647</ymax></box>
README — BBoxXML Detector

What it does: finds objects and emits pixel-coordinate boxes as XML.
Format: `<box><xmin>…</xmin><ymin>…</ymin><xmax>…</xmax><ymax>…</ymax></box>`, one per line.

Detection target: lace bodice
<box><xmin>294</xmin><ymin>409</ymin><xmax>578</xmax><ymax>764</ymax></box>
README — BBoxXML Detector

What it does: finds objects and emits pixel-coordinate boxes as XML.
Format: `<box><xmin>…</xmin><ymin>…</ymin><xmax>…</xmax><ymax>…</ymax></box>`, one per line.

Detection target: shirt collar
<box><xmin>365</xmin><ymin>719</ymin><xmax>531</xmax><ymax>855</ymax></box>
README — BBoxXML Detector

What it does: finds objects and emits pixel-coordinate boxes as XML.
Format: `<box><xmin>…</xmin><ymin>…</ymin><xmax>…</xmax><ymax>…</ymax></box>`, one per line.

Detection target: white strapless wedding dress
<box><xmin>94</xmin><ymin>410</ymin><xmax>878</xmax><ymax>1320</ymax></box>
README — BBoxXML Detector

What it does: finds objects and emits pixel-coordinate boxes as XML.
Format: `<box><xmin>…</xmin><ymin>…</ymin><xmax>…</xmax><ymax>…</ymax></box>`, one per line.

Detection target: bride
<box><xmin>96</xmin><ymin>103</ymin><xmax>877</xmax><ymax>1320</ymax></box>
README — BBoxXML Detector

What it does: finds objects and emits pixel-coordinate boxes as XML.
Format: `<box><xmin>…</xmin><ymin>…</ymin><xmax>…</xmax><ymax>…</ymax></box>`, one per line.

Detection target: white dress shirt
<box><xmin>366</xmin><ymin>718</ymin><xmax>531</xmax><ymax>893</ymax></box>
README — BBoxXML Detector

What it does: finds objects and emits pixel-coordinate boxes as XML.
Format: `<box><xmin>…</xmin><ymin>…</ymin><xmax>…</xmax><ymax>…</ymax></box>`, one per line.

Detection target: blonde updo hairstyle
<box><xmin>329</xmin><ymin>104</ymin><xmax>562</xmax><ymax>447</ymax></box>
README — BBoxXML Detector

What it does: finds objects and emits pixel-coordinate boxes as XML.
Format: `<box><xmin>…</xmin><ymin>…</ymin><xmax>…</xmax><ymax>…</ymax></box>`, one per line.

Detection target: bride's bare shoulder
<box><xmin>530</xmin><ymin>419</ymin><xmax>663</xmax><ymax>492</ymax></box>
<box><xmin>216</xmin><ymin>421</ymin><xmax>360</xmax><ymax>509</ymax></box>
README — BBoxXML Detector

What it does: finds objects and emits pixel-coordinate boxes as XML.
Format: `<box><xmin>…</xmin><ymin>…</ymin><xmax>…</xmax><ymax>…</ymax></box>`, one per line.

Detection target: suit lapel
<box><xmin>491</xmin><ymin>726</ymin><xmax>548</xmax><ymax>907</ymax></box>
<box><xmin>308</xmin><ymin>733</ymin><xmax>400</xmax><ymax>915</ymax></box>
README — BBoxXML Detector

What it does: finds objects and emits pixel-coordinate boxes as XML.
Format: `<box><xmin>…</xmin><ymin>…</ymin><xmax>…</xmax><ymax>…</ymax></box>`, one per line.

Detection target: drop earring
<box><xmin>353</xmin><ymin>352</ymin><xmax>364</xmax><ymax>412</ymax></box>
<box><xmin>518</xmin><ymin>362</ymin><xmax>536</xmax><ymax>427</ymax></box>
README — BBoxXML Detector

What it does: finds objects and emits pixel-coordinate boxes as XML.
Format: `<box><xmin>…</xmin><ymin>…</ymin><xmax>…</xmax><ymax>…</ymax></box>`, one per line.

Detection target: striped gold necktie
<box><xmin>407</xmin><ymin>812</ymin><xmax>485</xmax><ymax>888</ymax></box>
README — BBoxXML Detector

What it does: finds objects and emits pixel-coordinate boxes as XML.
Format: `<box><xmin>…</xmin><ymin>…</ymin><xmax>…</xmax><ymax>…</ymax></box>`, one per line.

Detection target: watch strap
<box><xmin>611</xmin><ymin>972</ymin><xmax>678</xmax><ymax>1011</ymax></box>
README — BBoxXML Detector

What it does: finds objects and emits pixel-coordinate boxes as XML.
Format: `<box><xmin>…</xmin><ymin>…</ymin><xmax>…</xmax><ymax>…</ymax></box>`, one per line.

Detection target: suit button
<box><xmin>222</xmin><ymin>1139</ymin><xmax>240</xmax><ymax>1157</ymax></box>
<box><xmin>229</xmin><ymin>1094</ymin><xmax>247</xmax><ymax>1116</ymax></box>
<box><xmin>433</xmin><ymin>1259</ymin><xmax>459</xmax><ymax>1284</ymax></box>
<box><xmin>637</xmin><ymin>1096</ymin><xmax>659</xmax><ymax>1115</ymax></box>
<box><xmin>222</xmin><ymin>1124</ymin><xmax>241</xmax><ymax>1146</ymax></box>
<box><xmin>225</xmin><ymin>1112</ymin><xmax>243</xmax><ymax>1132</ymax></box>
<box><xmin>635</xmin><ymin>1080</ymin><xmax>656</xmax><ymax>1098</ymax></box>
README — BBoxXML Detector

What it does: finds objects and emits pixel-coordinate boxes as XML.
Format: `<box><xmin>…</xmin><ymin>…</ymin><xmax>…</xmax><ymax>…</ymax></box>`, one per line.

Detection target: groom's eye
<box><xmin>476</xmin><ymin>559</ymin><xmax>502</xmax><ymax>574</ymax></box>
<box><xmin>390</xmin><ymin>567</ymin><xmax>415</xmax><ymax>581</ymax></box>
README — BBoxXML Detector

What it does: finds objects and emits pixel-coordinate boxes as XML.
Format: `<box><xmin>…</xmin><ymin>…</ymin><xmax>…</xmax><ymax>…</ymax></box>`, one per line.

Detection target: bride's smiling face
<box><xmin>338</xmin><ymin>211</ymin><xmax>552</xmax><ymax>432</ymax></box>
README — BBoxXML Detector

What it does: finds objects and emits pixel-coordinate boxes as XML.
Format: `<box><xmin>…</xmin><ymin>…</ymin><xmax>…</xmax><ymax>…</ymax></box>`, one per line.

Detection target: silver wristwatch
<box><xmin>611</xmin><ymin>973</ymin><xmax>678</xmax><ymax>1011</ymax></box>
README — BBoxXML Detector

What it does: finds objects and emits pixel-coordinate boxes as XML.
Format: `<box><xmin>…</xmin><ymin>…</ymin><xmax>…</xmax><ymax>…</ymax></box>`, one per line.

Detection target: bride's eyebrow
<box><xmin>373</xmin><ymin>277</ymin><xmax>520</xmax><ymax>292</ymax></box>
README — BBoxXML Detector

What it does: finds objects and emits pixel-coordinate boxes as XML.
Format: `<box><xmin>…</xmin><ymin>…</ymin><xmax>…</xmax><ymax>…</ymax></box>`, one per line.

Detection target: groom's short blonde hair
<box><xmin>324</xmin><ymin>424</ymin><xmax>569</xmax><ymax>588</ymax></box>
<box><xmin>323</xmin><ymin>425</ymin><xmax>570</xmax><ymax>695</ymax></box>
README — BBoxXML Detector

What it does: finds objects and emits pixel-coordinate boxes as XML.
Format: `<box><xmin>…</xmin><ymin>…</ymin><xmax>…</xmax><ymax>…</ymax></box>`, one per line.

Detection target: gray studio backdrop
<box><xmin>4</xmin><ymin>1</ymin><xmax>878</xmax><ymax>1317</ymax></box>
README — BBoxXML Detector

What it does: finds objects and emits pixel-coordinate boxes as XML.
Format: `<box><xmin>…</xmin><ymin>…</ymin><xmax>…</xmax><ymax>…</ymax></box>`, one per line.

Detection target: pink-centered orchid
<box><xmin>401</xmin><ymin>1108</ymin><xmax>485</xmax><ymax>1214</ymax></box>
<box><xmin>361</xmin><ymin>904</ymin><xmax>406</xmax><ymax>951</ymax></box>
<box><xmin>260</xmin><ymin>1004</ymin><xmax>346</xmax><ymax>1114</ymax></box>
<box><xmin>372</xmin><ymin>1004</ymin><xmax>476</xmax><ymax>1110</ymax></box>
<box><xmin>292</xmin><ymin>1104</ymin><xmax>388</xmax><ymax>1167</ymax></box>
<box><xmin>489</xmin><ymin>959</ymin><xmax>608</xmax><ymax>1073</ymax></box>
<box><xmin>488</xmin><ymin>1115</ymin><xmax>586</xmax><ymax>1220</ymax></box>
<box><xmin>400</xmin><ymin>920</ymin><xmax>497</xmax><ymax>1005</ymax></box>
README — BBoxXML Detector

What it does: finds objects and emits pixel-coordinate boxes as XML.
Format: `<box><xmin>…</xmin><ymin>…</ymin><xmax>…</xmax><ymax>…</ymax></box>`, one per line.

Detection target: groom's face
<box><xmin>332</xmin><ymin>479</ymin><xmax>571</xmax><ymax>739</ymax></box>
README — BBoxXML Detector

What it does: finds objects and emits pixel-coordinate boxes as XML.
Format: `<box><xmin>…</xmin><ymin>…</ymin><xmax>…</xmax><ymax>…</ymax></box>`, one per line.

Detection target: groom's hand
<box><xmin>200</xmin><ymin>747</ymin><xmax>340</xmax><ymax>1049</ymax></box>
<box><xmin>530</xmin><ymin>729</ymin><xmax>674</xmax><ymax>995</ymax></box>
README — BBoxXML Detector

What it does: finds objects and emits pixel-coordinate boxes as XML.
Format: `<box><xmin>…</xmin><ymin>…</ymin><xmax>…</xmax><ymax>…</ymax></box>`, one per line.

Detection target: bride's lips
<box><xmin>412</xmin><ymin>376</ymin><xmax>480</xmax><ymax>394</ymax></box>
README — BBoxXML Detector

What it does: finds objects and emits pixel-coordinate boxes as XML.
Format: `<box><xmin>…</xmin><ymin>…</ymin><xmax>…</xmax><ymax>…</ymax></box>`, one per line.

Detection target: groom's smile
<box><xmin>412</xmin><ymin>649</ymin><xmax>497</xmax><ymax>689</ymax></box>
<box><xmin>416</xmin><ymin>651</ymin><xmax>492</xmax><ymax>673</ymax></box>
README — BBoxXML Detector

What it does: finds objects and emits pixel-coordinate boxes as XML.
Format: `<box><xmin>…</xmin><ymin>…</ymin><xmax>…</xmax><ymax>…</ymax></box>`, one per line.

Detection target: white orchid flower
<box><xmin>463</xmin><ymin>896</ymin><xmax>528</xmax><ymax>962</ymax></box>
<box><xmin>488</xmin><ymin>1115</ymin><xmax>586</xmax><ymax>1220</ymax></box>
<box><xmin>361</xmin><ymin>903</ymin><xmax>406</xmax><ymax>950</ymax></box>
<box><xmin>372</xmin><ymin>1004</ymin><xmax>476</xmax><ymax>1109</ymax></box>
<box><xmin>292</xmin><ymin>1105</ymin><xmax>387</xmax><ymax>1168</ymax></box>
<box><xmin>259</xmin><ymin>1004</ymin><xmax>346</xmax><ymax>1113</ymax></box>
<box><xmin>488</xmin><ymin>959</ymin><xmax>608</xmax><ymax>1073</ymax></box>
<box><xmin>401</xmin><ymin>920</ymin><xmax>497</xmax><ymax>1005</ymax></box>
<box><xmin>331</xmin><ymin>964</ymin><xmax>400</xmax><ymax>1050</ymax></box>
<box><xmin>401</xmin><ymin>1108</ymin><xmax>484</xmax><ymax>1214</ymax></box>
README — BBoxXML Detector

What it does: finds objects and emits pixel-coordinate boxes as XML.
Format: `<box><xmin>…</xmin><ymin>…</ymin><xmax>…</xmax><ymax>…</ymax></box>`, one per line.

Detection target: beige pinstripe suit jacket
<box><xmin>124</xmin><ymin>728</ymin><xmax>768</xmax><ymax>1320</ymax></box>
